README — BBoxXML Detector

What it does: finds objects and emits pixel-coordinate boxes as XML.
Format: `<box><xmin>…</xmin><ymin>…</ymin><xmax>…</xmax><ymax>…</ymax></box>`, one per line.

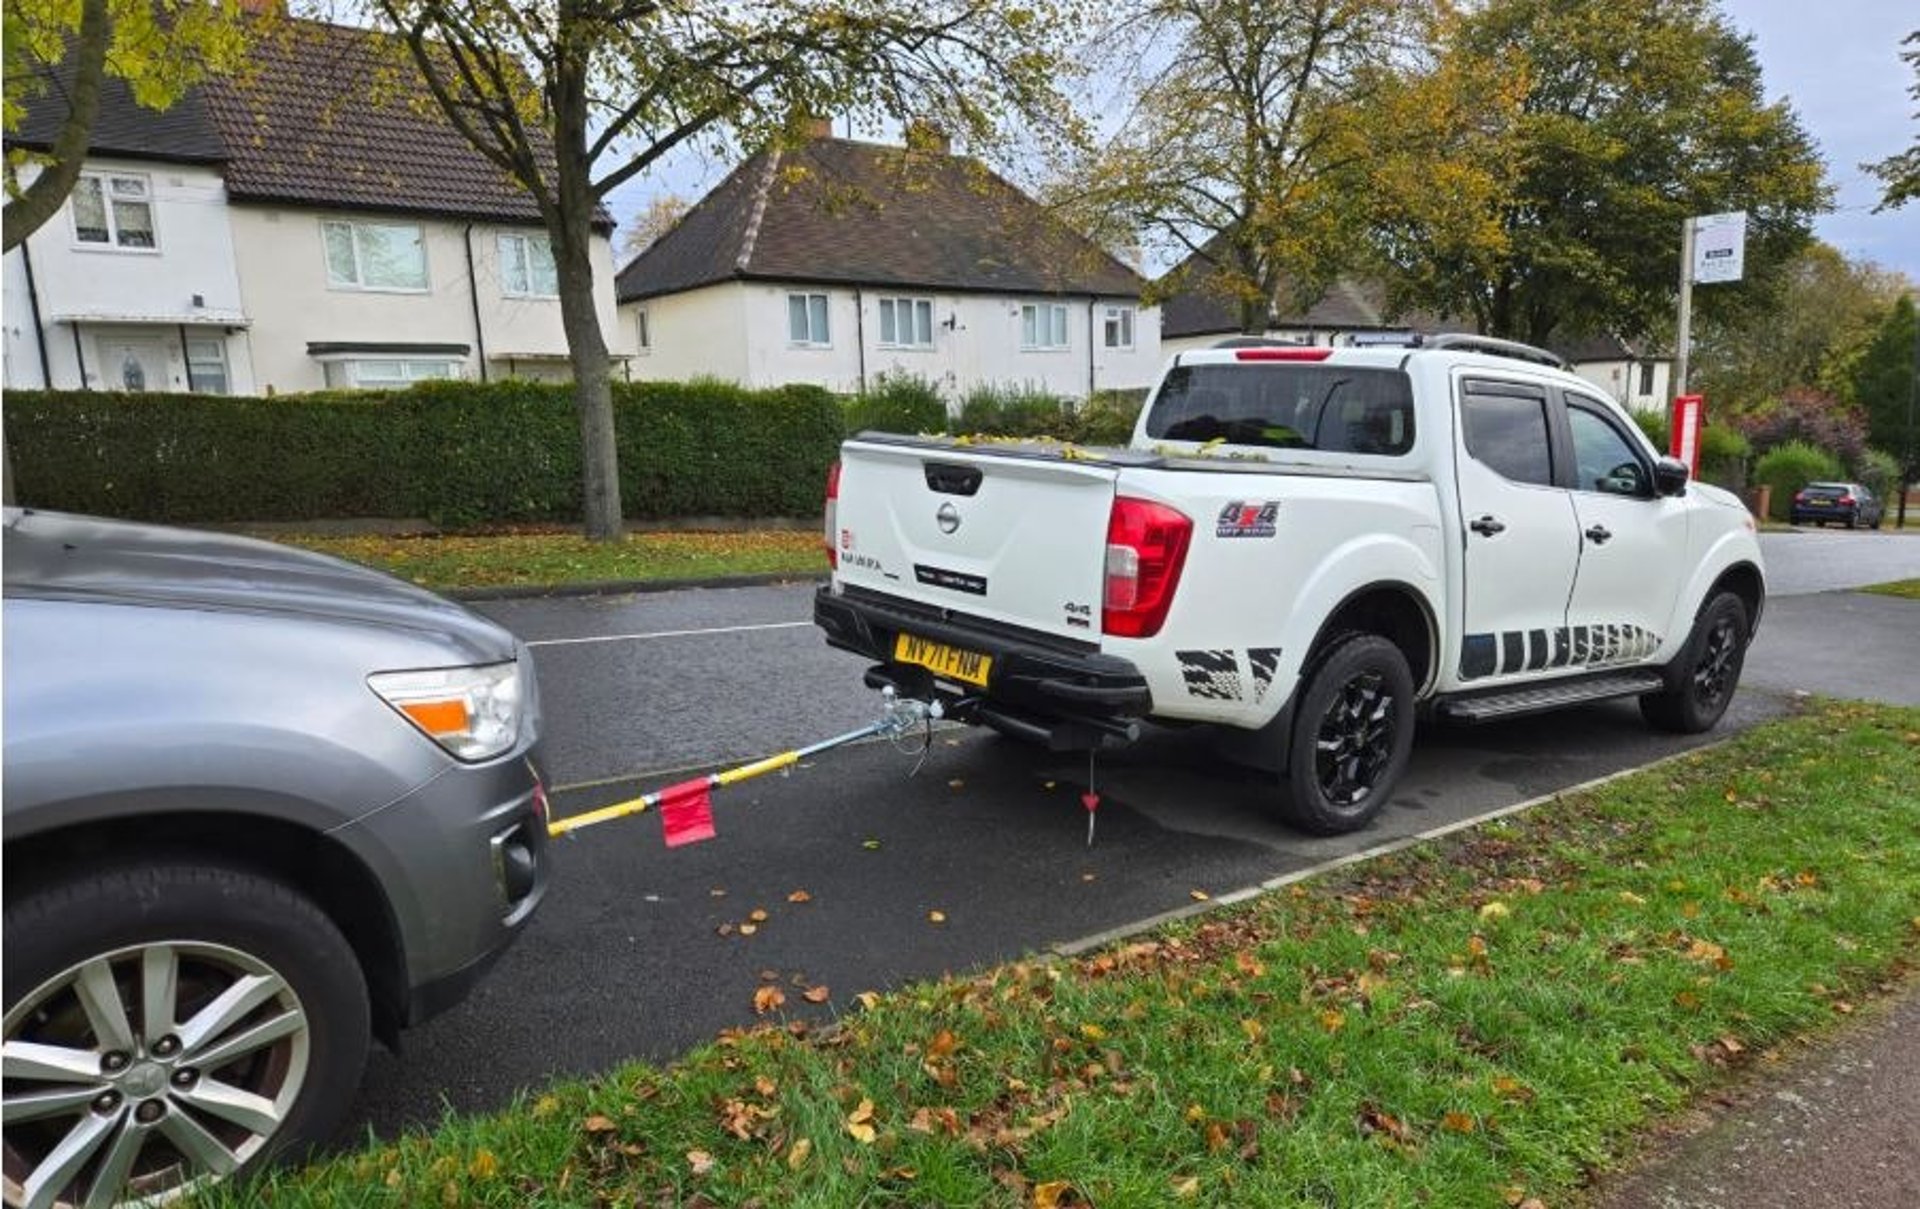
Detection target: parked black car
<box><xmin>1789</xmin><ymin>481</ymin><xmax>1883</xmax><ymax>529</ymax></box>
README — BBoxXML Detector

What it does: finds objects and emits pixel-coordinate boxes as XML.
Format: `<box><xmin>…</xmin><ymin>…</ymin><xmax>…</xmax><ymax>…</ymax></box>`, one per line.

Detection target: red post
<box><xmin>1670</xmin><ymin>394</ymin><xmax>1705</xmax><ymax>478</ymax></box>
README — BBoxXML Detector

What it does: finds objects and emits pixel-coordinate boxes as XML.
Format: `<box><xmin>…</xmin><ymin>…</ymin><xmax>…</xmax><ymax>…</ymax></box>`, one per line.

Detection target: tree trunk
<box><xmin>3</xmin><ymin>0</ymin><xmax>111</xmax><ymax>252</ymax></box>
<box><xmin>551</xmin><ymin>15</ymin><xmax>623</xmax><ymax>541</ymax></box>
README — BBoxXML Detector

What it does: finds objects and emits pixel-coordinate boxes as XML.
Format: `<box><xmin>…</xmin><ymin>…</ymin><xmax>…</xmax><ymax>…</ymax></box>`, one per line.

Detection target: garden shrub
<box><xmin>1752</xmin><ymin>439</ymin><xmax>1843</xmax><ymax>520</ymax></box>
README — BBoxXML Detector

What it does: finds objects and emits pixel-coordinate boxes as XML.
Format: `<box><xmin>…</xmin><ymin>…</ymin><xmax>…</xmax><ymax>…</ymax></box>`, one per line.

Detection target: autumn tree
<box><xmin>1058</xmin><ymin>0</ymin><xmax>1511</xmax><ymax>334</ymax></box>
<box><xmin>1865</xmin><ymin>31</ymin><xmax>1918</xmax><ymax>211</ymax></box>
<box><xmin>1419</xmin><ymin>0</ymin><xmax>1828</xmax><ymax>347</ymax></box>
<box><xmin>1690</xmin><ymin>243</ymin><xmax>1914</xmax><ymax>417</ymax></box>
<box><xmin>3</xmin><ymin>0</ymin><xmax>250</xmax><ymax>250</ymax></box>
<box><xmin>621</xmin><ymin>192</ymin><xmax>689</xmax><ymax>261</ymax></box>
<box><xmin>368</xmin><ymin>0</ymin><xmax>1084</xmax><ymax>541</ymax></box>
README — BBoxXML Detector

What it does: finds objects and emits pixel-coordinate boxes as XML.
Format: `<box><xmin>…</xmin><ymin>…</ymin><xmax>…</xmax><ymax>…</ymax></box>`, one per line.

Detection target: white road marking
<box><xmin>526</xmin><ymin>620</ymin><xmax>811</xmax><ymax>649</ymax></box>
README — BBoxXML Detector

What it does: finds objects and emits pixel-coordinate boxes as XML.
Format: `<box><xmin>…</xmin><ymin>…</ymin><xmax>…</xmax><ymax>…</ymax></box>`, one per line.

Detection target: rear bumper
<box><xmin>1789</xmin><ymin>506</ymin><xmax>1856</xmax><ymax>524</ymax></box>
<box><xmin>814</xmin><ymin>586</ymin><xmax>1152</xmax><ymax>748</ymax></box>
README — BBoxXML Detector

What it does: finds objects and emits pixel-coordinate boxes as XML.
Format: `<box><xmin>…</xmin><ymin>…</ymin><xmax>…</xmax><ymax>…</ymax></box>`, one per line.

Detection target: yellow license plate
<box><xmin>893</xmin><ymin>632</ymin><xmax>993</xmax><ymax>688</ymax></box>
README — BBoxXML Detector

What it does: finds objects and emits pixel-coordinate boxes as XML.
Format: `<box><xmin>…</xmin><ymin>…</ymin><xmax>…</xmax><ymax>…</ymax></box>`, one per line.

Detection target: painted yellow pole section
<box><xmin>545</xmin><ymin>750</ymin><xmax>801</xmax><ymax>838</ymax></box>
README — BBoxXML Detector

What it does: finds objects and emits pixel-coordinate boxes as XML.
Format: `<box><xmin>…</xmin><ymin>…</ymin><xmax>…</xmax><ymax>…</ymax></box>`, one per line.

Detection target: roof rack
<box><xmin>1211</xmin><ymin>335</ymin><xmax>1312</xmax><ymax>349</ymax></box>
<box><xmin>1421</xmin><ymin>333</ymin><xmax>1568</xmax><ymax>370</ymax></box>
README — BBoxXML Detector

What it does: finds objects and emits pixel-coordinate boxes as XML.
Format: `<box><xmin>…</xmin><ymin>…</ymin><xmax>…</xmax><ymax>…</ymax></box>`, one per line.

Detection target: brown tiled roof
<box><xmin>200</xmin><ymin>19</ymin><xmax>604</xmax><ymax>228</ymax></box>
<box><xmin>617</xmin><ymin>137</ymin><xmax>1144</xmax><ymax>302</ymax></box>
<box><xmin>1158</xmin><ymin>249</ymin><xmax>1450</xmax><ymax>338</ymax></box>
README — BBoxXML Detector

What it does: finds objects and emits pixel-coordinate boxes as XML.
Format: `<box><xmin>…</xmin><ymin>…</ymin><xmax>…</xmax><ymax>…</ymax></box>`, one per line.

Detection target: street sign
<box><xmin>1692</xmin><ymin>211</ymin><xmax>1747</xmax><ymax>284</ymax></box>
<box><xmin>1671</xmin><ymin>394</ymin><xmax>1705</xmax><ymax>479</ymax></box>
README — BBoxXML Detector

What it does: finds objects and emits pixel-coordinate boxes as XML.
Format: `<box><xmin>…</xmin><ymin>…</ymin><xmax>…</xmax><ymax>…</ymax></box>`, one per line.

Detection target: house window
<box><xmin>788</xmin><ymin>293</ymin><xmax>830</xmax><ymax>346</ymax></box>
<box><xmin>323</xmin><ymin>220</ymin><xmax>428</xmax><ymax>291</ymax></box>
<box><xmin>635</xmin><ymin>308</ymin><xmax>652</xmax><ymax>354</ymax></box>
<box><xmin>1637</xmin><ymin>361</ymin><xmax>1655</xmax><ymax>396</ymax></box>
<box><xmin>71</xmin><ymin>173</ymin><xmax>156</xmax><ymax>249</ymax></box>
<box><xmin>322</xmin><ymin>359</ymin><xmax>461</xmax><ymax>389</ymax></box>
<box><xmin>1103</xmin><ymin>304</ymin><xmax>1135</xmax><ymax>350</ymax></box>
<box><xmin>878</xmin><ymin>297</ymin><xmax>934</xmax><ymax>348</ymax></box>
<box><xmin>498</xmin><ymin>232</ymin><xmax>558</xmax><ymax>297</ymax></box>
<box><xmin>185</xmin><ymin>338</ymin><xmax>230</xmax><ymax>395</ymax></box>
<box><xmin>1021</xmin><ymin>303</ymin><xmax>1069</xmax><ymax>350</ymax></box>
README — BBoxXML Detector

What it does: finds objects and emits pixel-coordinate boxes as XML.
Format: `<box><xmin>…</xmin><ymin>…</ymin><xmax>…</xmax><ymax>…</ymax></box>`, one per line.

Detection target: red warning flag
<box><xmin>660</xmin><ymin>778</ymin><xmax>717</xmax><ymax>848</ymax></box>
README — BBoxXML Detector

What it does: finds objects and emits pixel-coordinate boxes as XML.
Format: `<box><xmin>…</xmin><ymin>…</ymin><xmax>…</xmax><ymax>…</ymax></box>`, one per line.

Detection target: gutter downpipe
<box><xmin>854</xmin><ymin>287</ymin><xmax>867</xmax><ymax>393</ymax></box>
<box><xmin>20</xmin><ymin>241</ymin><xmax>52</xmax><ymax>387</ymax></box>
<box><xmin>464</xmin><ymin>224</ymin><xmax>489</xmax><ymax>382</ymax></box>
<box><xmin>1087</xmin><ymin>297</ymin><xmax>1097</xmax><ymax>399</ymax></box>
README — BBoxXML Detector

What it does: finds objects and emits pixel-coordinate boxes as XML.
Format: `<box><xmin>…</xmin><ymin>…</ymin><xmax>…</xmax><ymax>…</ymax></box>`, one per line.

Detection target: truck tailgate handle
<box><xmin>923</xmin><ymin>462</ymin><xmax>983</xmax><ymax>496</ymax></box>
<box><xmin>1469</xmin><ymin>515</ymin><xmax>1506</xmax><ymax>537</ymax></box>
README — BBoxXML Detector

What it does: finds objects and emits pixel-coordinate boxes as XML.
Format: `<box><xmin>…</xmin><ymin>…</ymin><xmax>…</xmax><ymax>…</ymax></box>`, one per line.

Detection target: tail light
<box><xmin>824</xmin><ymin>460</ymin><xmax>841</xmax><ymax>569</ymax></box>
<box><xmin>1234</xmin><ymin>347</ymin><xmax>1332</xmax><ymax>361</ymax></box>
<box><xmin>1793</xmin><ymin>491</ymin><xmax>1806</xmax><ymax>503</ymax></box>
<box><xmin>1103</xmin><ymin>497</ymin><xmax>1192</xmax><ymax>638</ymax></box>
<box><xmin>1839</xmin><ymin>495</ymin><xmax>1855</xmax><ymax>506</ymax></box>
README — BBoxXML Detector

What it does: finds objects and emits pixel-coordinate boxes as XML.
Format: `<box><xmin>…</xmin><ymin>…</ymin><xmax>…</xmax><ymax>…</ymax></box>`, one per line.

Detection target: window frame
<box><xmin>1459</xmin><ymin>379</ymin><xmax>1559</xmax><ymax>489</ymax></box>
<box><xmin>322</xmin><ymin>219</ymin><xmax>431</xmax><ymax>293</ymax></box>
<box><xmin>69</xmin><ymin>171</ymin><xmax>160</xmax><ymax>253</ymax></box>
<box><xmin>787</xmin><ymin>292</ymin><xmax>831</xmax><ymax>348</ymax></box>
<box><xmin>1560</xmin><ymin>394</ymin><xmax>1655</xmax><ymax>498</ymax></box>
<box><xmin>184</xmin><ymin>337</ymin><xmax>231</xmax><ymax>395</ymax></box>
<box><xmin>321</xmin><ymin>357</ymin><xmax>463</xmax><ymax>390</ymax></box>
<box><xmin>1020</xmin><ymin>302</ymin><xmax>1070</xmax><ymax>351</ymax></box>
<box><xmin>634</xmin><ymin>307</ymin><xmax>652</xmax><ymax>355</ymax></box>
<box><xmin>1102</xmin><ymin>304</ymin><xmax>1136</xmax><ymax>350</ymax></box>
<box><xmin>876</xmin><ymin>296</ymin><xmax>935</xmax><ymax>349</ymax></box>
<box><xmin>497</xmin><ymin>231</ymin><xmax>559</xmax><ymax>298</ymax></box>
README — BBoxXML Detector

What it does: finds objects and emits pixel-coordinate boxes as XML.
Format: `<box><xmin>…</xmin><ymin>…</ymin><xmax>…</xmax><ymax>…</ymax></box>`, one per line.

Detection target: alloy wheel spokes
<box><xmin>18</xmin><ymin>1110</ymin><xmax>117</xmax><ymax>1209</ymax></box>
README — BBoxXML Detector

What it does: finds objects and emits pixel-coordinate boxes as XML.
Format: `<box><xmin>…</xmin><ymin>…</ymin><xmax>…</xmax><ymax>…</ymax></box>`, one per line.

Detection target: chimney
<box><xmin>904</xmin><ymin>120</ymin><xmax>951</xmax><ymax>155</ymax></box>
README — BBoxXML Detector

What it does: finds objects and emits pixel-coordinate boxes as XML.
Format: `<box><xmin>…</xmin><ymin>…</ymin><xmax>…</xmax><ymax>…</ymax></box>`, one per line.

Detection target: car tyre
<box><xmin>1278</xmin><ymin>634</ymin><xmax>1415</xmax><ymax>836</ymax></box>
<box><xmin>3</xmin><ymin>860</ymin><xmax>369</xmax><ymax>1208</ymax></box>
<box><xmin>1640</xmin><ymin>592</ymin><xmax>1749</xmax><ymax>734</ymax></box>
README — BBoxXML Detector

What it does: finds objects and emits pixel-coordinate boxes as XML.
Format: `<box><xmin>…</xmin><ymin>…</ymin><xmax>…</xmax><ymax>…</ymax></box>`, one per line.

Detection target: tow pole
<box><xmin>546</xmin><ymin>688</ymin><xmax>946</xmax><ymax>845</ymax></box>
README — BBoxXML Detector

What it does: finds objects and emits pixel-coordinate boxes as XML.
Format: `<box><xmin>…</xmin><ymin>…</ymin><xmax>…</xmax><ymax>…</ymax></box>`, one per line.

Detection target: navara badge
<box><xmin>936</xmin><ymin>502</ymin><xmax>962</xmax><ymax>534</ymax></box>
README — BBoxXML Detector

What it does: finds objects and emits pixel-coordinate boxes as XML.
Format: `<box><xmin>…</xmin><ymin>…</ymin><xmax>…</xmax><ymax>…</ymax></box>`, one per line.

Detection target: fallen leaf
<box><xmin>583</xmin><ymin>1114</ymin><xmax>616</xmax><ymax>1134</ymax></box>
<box><xmin>786</xmin><ymin>1137</ymin><xmax>812</xmax><ymax>1170</ymax></box>
<box><xmin>1240</xmin><ymin>1018</ymin><xmax>1265</xmax><ymax>1042</ymax></box>
<box><xmin>803</xmin><ymin>985</ymin><xmax>831</xmax><ymax>1004</ymax></box>
<box><xmin>468</xmin><ymin>1149</ymin><xmax>499</xmax><ymax>1180</ymax></box>
<box><xmin>1184</xmin><ymin>1103</ymin><xmax>1207</xmax><ymax>1124</ymax></box>
<box><xmin>1441</xmin><ymin>1111</ymin><xmax>1476</xmax><ymax>1134</ymax></box>
<box><xmin>715</xmin><ymin>923</ymin><xmax>736</xmax><ymax>937</ymax></box>
<box><xmin>1081</xmin><ymin>1022</ymin><xmax>1107</xmax><ymax>1042</ymax></box>
<box><xmin>531</xmin><ymin>1094</ymin><xmax>559</xmax><ymax>1119</ymax></box>
<box><xmin>1033</xmin><ymin>1179</ymin><xmax>1073</xmax><ymax>1208</ymax></box>
<box><xmin>1082</xmin><ymin>873</ymin><xmax>1096</xmax><ymax>883</ymax></box>
<box><xmin>1320</xmin><ymin>1009</ymin><xmax>1345</xmax><ymax>1033</ymax></box>
<box><xmin>739</xmin><ymin>923</ymin><xmax>759</xmax><ymax>936</ymax></box>
<box><xmin>1674</xmin><ymin>990</ymin><xmax>1702</xmax><ymax>1010</ymax></box>
<box><xmin>1171</xmin><ymin>1175</ymin><xmax>1200</xmax><ymax>1198</ymax></box>
<box><xmin>1205</xmin><ymin>1120</ymin><xmax>1230</xmax><ymax>1153</ymax></box>
<box><xmin>749</xmin><ymin>909</ymin><xmax>770</xmax><ymax>923</ymax></box>
<box><xmin>1478</xmin><ymin>901</ymin><xmax>1511</xmax><ymax>920</ymax></box>
<box><xmin>788</xmin><ymin>890</ymin><xmax>813</xmax><ymax>903</ymax></box>
<box><xmin>928</xmin><ymin>1029</ymin><xmax>960</xmax><ymax>1058</ymax></box>
<box><xmin>846</xmin><ymin>1098</ymin><xmax>878</xmax><ymax>1144</ymax></box>
<box><xmin>753</xmin><ymin>986</ymin><xmax>786</xmax><ymax>1015</ymax></box>
<box><xmin>1619</xmin><ymin>891</ymin><xmax>1647</xmax><ymax>905</ymax></box>
<box><xmin>856</xmin><ymin>991</ymin><xmax>881</xmax><ymax>1010</ymax></box>
<box><xmin>686</xmin><ymin>1149</ymin><xmax>715</xmax><ymax>1175</ymax></box>
<box><xmin>862</xmin><ymin>838</ymin><xmax>882</xmax><ymax>850</ymax></box>
<box><xmin>710</xmin><ymin>888</ymin><xmax>727</xmax><ymax>897</ymax></box>
<box><xmin>1190</xmin><ymin>889</ymin><xmax>1211</xmax><ymax>902</ymax></box>
<box><xmin>755</xmin><ymin>1075</ymin><xmax>777</xmax><ymax>1096</ymax></box>
<box><xmin>948</xmin><ymin>779</ymin><xmax>965</xmax><ymax>789</ymax></box>
<box><xmin>929</xmin><ymin>910</ymin><xmax>948</xmax><ymax>924</ymax></box>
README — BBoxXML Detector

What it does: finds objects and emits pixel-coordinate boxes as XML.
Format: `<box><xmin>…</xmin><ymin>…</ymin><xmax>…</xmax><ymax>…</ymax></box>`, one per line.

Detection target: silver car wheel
<box><xmin>3</xmin><ymin>941</ymin><xmax>309</xmax><ymax>1209</ymax></box>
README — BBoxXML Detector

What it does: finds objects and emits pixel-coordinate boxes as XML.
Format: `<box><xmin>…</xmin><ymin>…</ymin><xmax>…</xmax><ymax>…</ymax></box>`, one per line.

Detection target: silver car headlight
<box><xmin>369</xmin><ymin>661</ymin><xmax>522</xmax><ymax>761</ymax></box>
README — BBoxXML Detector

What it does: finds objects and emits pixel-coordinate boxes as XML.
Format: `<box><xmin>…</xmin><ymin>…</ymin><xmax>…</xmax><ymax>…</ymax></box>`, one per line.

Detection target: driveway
<box><xmin>346</xmin><ymin>533</ymin><xmax>1919</xmax><ymax>1135</ymax></box>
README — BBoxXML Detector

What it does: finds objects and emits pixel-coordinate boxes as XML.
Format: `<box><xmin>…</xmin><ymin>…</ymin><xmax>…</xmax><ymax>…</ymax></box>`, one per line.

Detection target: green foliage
<box><xmin>1699</xmin><ymin>423</ymin><xmax>1752</xmax><ymax>489</ymax></box>
<box><xmin>1863</xmin><ymin>32</ymin><xmax>1919</xmax><ymax>212</ymax></box>
<box><xmin>844</xmin><ymin>373</ymin><xmax>948</xmax><ymax>435</ymax></box>
<box><xmin>1850</xmin><ymin>294</ymin><xmax>1918</xmax><ymax>475</ymax></box>
<box><xmin>1752</xmin><ymin>440</ymin><xmax>1843</xmax><ymax>519</ymax></box>
<box><xmin>5</xmin><ymin>380</ymin><xmax>845</xmax><ymax>528</ymax></box>
<box><xmin>956</xmin><ymin>383</ymin><xmax>1075</xmax><ymax>437</ymax></box>
<box><xmin>1631</xmin><ymin>409</ymin><xmax>1669</xmax><ymax>448</ymax></box>
<box><xmin>1075</xmin><ymin>388</ymin><xmax>1150</xmax><ymax>444</ymax></box>
<box><xmin>1857</xmin><ymin>448</ymin><xmax>1904</xmax><ymax>498</ymax></box>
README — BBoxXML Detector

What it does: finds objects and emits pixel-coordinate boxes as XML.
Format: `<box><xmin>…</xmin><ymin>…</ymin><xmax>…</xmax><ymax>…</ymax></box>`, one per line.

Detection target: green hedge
<box><xmin>6</xmin><ymin>380</ymin><xmax>844</xmax><ymax>528</ymax></box>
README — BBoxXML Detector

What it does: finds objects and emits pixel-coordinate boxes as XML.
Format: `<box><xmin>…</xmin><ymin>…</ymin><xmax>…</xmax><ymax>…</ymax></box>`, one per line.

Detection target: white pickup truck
<box><xmin>814</xmin><ymin>337</ymin><xmax>1765</xmax><ymax>835</ymax></box>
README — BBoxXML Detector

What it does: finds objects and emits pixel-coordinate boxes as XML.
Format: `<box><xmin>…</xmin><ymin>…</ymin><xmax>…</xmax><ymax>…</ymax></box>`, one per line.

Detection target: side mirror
<box><xmin>1653</xmin><ymin>456</ymin><xmax>1689</xmax><ymax>497</ymax></box>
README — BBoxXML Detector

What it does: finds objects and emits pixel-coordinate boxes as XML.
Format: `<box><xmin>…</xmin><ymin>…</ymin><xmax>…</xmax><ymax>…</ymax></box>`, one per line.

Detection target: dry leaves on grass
<box><xmin>752</xmin><ymin>986</ymin><xmax>786</xmax><ymax>1015</ymax></box>
<box><xmin>845</xmin><ymin>1098</ymin><xmax>878</xmax><ymax>1144</ymax></box>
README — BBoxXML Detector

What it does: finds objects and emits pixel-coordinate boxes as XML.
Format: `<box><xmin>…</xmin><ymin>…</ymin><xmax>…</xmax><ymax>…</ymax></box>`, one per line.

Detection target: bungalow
<box><xmin>3</xmin><ymin>17</ymin><xmax>625</xmax><ymax>395</ymax></box>
<box><xmin>617</xmin><ymin>126</ymin><xmax>1161</xmax><ymax>401</ymax></box>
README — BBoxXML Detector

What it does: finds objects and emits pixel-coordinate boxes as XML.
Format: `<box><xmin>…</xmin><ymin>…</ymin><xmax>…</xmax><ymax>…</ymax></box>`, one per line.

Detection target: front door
<box><xmin>96</xmin><ymin>337</ymin><xmax>171</xmax><ymax>392</ymax></box>
<box><xmin>1559</xmin><ymin>395</ymin><xmax>1690</xmax><ymax>666</ymax></box>
<box><xmin>1453</xmin><ymin>377</ymin><xmax>1583</xmax><ymax>684</ymax></box>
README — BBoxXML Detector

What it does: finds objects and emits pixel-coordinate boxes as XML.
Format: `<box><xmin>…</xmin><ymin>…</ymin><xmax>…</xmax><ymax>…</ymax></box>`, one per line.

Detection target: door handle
<box><xmin>1469</xmin><ymin>515</ymin><xmax>1506</xmax><ymax>537</ymax></box>
<box><xmin>1585</xmin><ymin>524</ymin><xmax>1612</xmax><ymax>545</ymax></box>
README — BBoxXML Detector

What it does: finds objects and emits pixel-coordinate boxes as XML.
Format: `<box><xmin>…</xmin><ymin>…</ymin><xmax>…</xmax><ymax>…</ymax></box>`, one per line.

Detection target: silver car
<box><xmin>2</xmin><ymin>509</ymin><xmax>548</xmax><ymax>1208</ymax></box>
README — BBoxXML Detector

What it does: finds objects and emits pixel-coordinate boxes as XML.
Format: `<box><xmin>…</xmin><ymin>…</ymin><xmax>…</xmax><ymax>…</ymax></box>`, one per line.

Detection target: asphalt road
<box><xmin>349</xmin><ymin>530</ymin><xmax>1920</xmax><ymax>1136</ymax></box>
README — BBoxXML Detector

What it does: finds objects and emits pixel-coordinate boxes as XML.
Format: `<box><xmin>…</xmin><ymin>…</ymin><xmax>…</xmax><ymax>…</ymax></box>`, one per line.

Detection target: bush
<box><xmin>1858</xmin><ymin>448</ymin><xmax>1903</xmax><ymax>498</ymax></box>
<box><xmin>956</xmin><ymin>383</ymin><xmax>1076</xmax><ymax>438</ymax></box>
<box><xmin>1632</xmin><ymin>409</ymin><xmax>1670</xmax><ymax>449</ymax></box>
<box><xmin>1738</xmin><ymin>389</ymin><xmax>1870</xmax><ymax>470</ymax></box>
<box><xmin>1074</xmin><ymin>389</ymin><xmax>1150</xmax><ymax>445</ymax></box>
<box><xmin>844</xmin><ymin>373</ymin><xmax>948</xmax><ymax>436</ymax></box>
<box><xmin>1699</xmin><ymin>423</ymin><xmax>1752</xmax><ymax>490</ymax></box>
<box><xmin>1753</xmin><ymin>440</ymin><xmax>1843</xmax><ymax>520</ymax></box>
<box><xmin>6</xmin><ymin>379</ymin><xmax>845</xmax><ymax>528</ymax></box>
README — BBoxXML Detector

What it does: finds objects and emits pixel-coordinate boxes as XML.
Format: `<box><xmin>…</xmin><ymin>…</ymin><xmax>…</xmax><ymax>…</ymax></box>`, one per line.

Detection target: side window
<box><xmin>1566</xmin><ymin>406</ymin><xmax>1650</xmax><ymax>496</ymax></box>
<box><xmin>1461</xmin><ymin>391</ymin><xmax>1554</xmax><ymax>486</ymax></box>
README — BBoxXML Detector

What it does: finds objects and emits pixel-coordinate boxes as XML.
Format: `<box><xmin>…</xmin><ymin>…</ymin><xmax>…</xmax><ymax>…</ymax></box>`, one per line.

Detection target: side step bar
<box><xmin>1435</xmin><ymin>671</ymin><xmax>1666</xmax><ymax>723</ymax></box>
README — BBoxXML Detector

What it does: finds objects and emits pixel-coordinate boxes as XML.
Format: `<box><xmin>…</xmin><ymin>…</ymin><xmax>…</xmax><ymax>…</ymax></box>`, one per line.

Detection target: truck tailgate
<box><xmin>834</xmin><ymin>439</ymin><xmax>1119</xmax><ymax>643</ymax></box>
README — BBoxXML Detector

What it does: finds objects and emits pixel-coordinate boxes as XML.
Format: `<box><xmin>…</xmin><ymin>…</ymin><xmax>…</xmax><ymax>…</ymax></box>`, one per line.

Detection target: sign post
<box><xmin>1674</xmin><ymin>211</ymin><xmax>1746</xmax><ymax>398</ymax></box>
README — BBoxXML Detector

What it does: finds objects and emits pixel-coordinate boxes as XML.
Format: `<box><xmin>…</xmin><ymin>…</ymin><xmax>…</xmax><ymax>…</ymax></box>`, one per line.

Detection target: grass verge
<box><xmin>272</xmin><ymin>530</ymin><xmax>824</xmax><ymax>591</ymax></box>
<box><xmin>1860</xmin><ymin>578</ymin><xmax>1920</xmax><ymax>601</ymax></box>
<box><xmin>217</xmin><ymin>702</ymin><xmax>1920</xmax><ymax>1208</ymax></box>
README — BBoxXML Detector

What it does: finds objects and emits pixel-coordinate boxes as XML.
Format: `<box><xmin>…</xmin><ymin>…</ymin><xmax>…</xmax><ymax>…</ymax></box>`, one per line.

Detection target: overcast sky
<box><xmin>609</xmin><ymin>2</ymin><xmax>1919</xmax><ymax>285</ymax></box>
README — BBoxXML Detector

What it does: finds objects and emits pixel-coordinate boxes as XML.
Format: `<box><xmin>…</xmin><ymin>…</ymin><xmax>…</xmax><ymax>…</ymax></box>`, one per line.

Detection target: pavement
<box><xmin>344</xmin><ymin>530</ymin><xmax>1920</xmax><ymax>1168</ymax></box>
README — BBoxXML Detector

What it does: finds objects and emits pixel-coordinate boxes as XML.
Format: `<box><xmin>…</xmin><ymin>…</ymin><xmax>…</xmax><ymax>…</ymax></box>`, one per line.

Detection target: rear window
<box><xmin>1804</xmin><ymin>483</ymin><xmax>1850</xmax><ymax>496</ymax></box>
<box><xmin>1144</xmin><ymin>364</ymin><xmax>1415</xmax><ymax>455</ymax></box>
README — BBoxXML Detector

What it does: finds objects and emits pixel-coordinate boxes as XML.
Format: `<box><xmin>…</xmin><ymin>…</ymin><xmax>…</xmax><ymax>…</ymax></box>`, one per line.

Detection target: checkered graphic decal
<box><xmin>1458</xmin><ymin>623</ymin><xmax>1661</xmax><ymax>680</ymax></box>
<box><xmin>1177</xmin><ymin>649</ymin><xmax>1243</xmax><ymax>701</ymax></box>
<box><xmin>1247</xmin><ymin>647</ymin><xmax>1284</xmax><ymax>704</ymax></box>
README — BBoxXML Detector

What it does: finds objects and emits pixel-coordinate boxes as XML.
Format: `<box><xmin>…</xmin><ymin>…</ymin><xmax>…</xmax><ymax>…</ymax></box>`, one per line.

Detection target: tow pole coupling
<box><xmin>545</xmin><ymin>688</ymin><xmax>944</xmax><ymax>847</ymax></box>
